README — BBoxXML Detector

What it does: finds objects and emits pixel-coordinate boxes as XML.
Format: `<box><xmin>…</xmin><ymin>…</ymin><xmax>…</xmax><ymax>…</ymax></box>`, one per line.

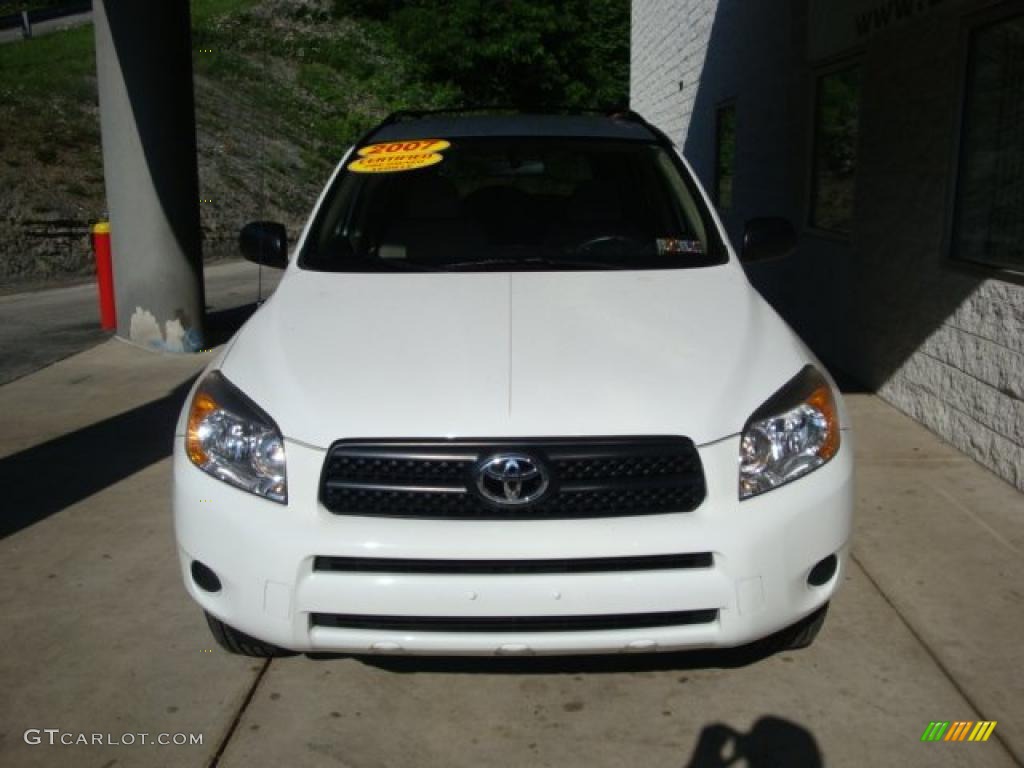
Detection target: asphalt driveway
<box><xmin>0</xmin><ymin>259</ymin><xmax>281</xmax><ymax>386</ymax></box>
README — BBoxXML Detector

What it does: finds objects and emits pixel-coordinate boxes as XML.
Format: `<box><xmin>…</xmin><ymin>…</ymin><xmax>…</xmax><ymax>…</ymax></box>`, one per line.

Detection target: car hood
<box><xmin>220</xmin><ymin>266</ymin><xmax>817</xmax><ymax>447</ymax></box>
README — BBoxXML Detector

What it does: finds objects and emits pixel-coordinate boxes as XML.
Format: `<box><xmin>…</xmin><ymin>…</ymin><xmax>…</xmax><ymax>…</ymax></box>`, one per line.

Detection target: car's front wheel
<box><xmin>204</xmin><ymin>612</ymin><xmax>295</xmax><ymax>658</ymax></box>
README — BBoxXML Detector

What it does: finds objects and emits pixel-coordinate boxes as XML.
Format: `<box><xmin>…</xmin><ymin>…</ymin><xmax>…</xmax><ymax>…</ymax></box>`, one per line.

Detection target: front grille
<box><xmin>310</xmin><ymin>609</ymin><xmax>719</xmax><ymax>632</ymax></box>
<box><xmin>312</xmin><ymin>553</ymin><xmax>714</xmax><ymax>574</ymax></box>
<box><xmin>320</xmin><ymin>437</ymin><xmax>706</xmax><ymax>519</ymax></box>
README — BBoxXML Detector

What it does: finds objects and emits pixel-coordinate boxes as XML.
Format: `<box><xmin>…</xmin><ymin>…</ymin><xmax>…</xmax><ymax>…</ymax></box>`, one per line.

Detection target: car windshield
<box><xmin>299</xmin><ymin>137</ymin><xmax>727</xmax><ymax>272</ymax></box>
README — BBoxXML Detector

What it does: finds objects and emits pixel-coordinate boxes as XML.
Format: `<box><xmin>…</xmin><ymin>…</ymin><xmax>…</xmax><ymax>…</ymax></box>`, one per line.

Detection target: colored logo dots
<box><xmin>921</xmin><ymin>721</ymin><xmax>998</xmax><ymax>742</ymax></box>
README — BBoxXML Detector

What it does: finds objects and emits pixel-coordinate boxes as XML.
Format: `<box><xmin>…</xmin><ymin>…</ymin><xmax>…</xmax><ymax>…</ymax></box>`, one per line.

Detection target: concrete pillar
<box><xmin>93</xmin><ymin>0</ymin><xmax>205</xmax><ymax>352</ymax></box>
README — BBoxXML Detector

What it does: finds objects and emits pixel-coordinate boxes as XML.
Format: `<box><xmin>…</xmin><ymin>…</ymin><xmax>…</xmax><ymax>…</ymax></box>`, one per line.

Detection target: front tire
<box><xmin>204</xmin><ymin>612</ymin><xmax>295</xmax><ymax>657</ymax></box>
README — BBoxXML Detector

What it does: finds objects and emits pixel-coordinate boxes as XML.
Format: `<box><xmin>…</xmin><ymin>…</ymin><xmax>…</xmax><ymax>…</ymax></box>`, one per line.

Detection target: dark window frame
<box><xmin>713</xmin><ymin>100</ymin><xmax>737</xmax><ymax>211</ymax></box>
<box><xmin>807</xmin><ymin>58</ymin><xmax>864</xmax><ymax>237</ymax></box>
<box><xmin>944</xmin><ymin>1</ymin><xmax>1024</xmax><ymax>283</ymax></box>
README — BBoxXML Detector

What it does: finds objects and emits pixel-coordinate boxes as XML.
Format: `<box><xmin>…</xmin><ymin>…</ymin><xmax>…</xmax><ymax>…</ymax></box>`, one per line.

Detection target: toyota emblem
<box><xmin>474</xmin><ymin>453</ymin><xmax>550</xmax><ymax>506</ymax></box>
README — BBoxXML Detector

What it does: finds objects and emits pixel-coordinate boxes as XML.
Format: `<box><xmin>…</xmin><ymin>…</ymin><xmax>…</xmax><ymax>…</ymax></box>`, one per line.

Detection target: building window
<box><xmin>952</xmin><ymin>12</ymin><xmax>1024</xmax><ymax>274</ymax></box>
<box><xmin>810</xmin><ymin>65</ymin><xmax>862</xmax><ymax>233</ymax></box>
<box><xmin>714</xmin><ymin>103</ymin><xmax>736</xmax><ymax>210</ymax></box>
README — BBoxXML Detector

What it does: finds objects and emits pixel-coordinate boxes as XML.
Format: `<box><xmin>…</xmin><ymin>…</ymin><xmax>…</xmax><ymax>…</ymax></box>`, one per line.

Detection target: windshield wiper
<box><xmin>341</xmin><ymin>252</ymin><xmax>445</xmax><ymax>272</ymax></box>
<box><xmin>444</xmin><ymin>256</ymin><xmax>620</xmax><ymax>271</ymax></box>
<box><xmin>372</xmin><ymin>259</ymin><xmax>445</xmax><ymax>272</ymax></box>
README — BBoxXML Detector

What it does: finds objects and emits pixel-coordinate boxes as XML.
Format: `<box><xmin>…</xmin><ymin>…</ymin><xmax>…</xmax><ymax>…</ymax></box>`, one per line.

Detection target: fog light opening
<box><xmin>191</xmin><ymin>560</ymin><xmax>222</xmax><ymax>593</ymax></box>
<box><xmin>807</xmin><ymin>554</ymin><xmax>838</xmax><ymax>587</ymax></box>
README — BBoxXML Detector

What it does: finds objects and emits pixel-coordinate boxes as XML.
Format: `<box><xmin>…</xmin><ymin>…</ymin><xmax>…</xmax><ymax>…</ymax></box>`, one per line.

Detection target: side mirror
<box><xmin>240</xmin><ymin>221</ymin><xmax>288</xmax><ymax>269</ymax></box>
<box><xmin>741</xmin><ymin>217</ymin><xmax>797</xmax><ymax>263</ymax></box>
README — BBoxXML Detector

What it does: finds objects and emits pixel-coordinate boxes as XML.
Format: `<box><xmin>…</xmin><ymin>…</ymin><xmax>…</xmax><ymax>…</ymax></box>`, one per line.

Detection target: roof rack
<box><xmin>354</xmin><ymin>106</ymin><xmax>674</xmax><ymax>148</ymax></box>
<box><xmin>382</xmin><ymin>105</ymin><xmax>628</xmax><ymax>122</ymax></box>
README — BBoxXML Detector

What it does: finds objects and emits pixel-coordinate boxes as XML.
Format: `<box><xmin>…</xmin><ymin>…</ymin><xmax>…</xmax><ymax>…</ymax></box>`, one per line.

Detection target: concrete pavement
<box><xmin>848</xmin><ymin>398</ymin><xmax>1024</xmax><ymax>759</ymax></box>
<box><xmin>0</xmin><ymin>259</ymin><xmax>281</xmax><ymax>385</ymax></box>
<box><xmin>0</xmin><ymin>338</ymin><xmax>1021</xmax><ymax>767</ymax></box>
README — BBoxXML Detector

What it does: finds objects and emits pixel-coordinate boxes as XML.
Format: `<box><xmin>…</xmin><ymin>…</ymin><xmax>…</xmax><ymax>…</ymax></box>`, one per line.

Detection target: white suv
<box><xmin>174</xmin><ymin>110</ymin><xmax>853</xmax><ymax>657</ymax></box>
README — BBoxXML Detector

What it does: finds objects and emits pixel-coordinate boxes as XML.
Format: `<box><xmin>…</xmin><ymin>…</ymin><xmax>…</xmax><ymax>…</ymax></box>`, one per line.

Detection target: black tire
<box><xmin>762</xmin><ymin>603</ymin><xmax>829</xmax><ymax>654</ymax></box>
<box><xmin>204</xmin><ymin>612</ymin><xmax>295</xmax><ymax>658</ymax></box>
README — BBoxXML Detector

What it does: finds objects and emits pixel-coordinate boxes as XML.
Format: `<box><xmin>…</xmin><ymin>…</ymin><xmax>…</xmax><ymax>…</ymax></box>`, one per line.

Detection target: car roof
<box><xmin>366</xmin><ymin>114</ymin><xmax>661</xmax><ymax>143</ymax></box>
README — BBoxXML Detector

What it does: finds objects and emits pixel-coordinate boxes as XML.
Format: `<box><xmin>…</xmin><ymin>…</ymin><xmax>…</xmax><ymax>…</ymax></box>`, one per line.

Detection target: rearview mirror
<box><xmin>240</xmin><ymin>221</ymin><xmax>288</xmax><ymax>269</ymax></box>
<box><xmin>741</xmin><ymin>218</ymin><xmax>796</xmax><ymax>263</ymax></box>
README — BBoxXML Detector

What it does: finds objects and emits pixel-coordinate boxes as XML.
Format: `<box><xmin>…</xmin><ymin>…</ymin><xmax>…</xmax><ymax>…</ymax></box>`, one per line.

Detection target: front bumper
<box><xmin>173</xmin><ymin>433</ymin><xmax>854</xmax><ymax>655</ymax></box>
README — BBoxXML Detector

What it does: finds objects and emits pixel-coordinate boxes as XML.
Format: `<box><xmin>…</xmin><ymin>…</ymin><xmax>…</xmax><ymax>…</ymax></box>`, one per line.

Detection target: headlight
<box><xmin>739</xmin><ymin>365</ymin><xmax>840</xmax><ymax>500</ymax></box>
<box><xmin>186</xmin><ymin>372</ymin><xmax>287</xmax><ymax>503</ymax></box>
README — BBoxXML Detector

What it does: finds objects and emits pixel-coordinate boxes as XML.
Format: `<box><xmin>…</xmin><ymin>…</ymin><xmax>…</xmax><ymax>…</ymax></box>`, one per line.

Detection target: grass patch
<box><xmin>0</xmin><ymin>24</ymin><xmax>95</xmax><ymax>101</ymax></box>
<box><xmin>33</xmin><ymin>145</ymin><xmax>56</xmax><ymax>164</ymax></box>
<box><xmin>190</xmin><ymin>0</ymin><xmax>254</xmax><ymax>25</ymax></box>
<box><xmin>0</xmin><ymin>0</ymin><xmax>464</xmax><ymax>283</ymax></box>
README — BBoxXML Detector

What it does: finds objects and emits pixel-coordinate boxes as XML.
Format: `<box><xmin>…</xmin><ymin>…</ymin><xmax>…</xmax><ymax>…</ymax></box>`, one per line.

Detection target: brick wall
<box><xmin>851</xmin><ymin>1</ymin><xmax>1024</xmax><ymax>489</ymax></box>
<box><xmin>631</xmin><ymin>0</ymin><xmax>1024</xmax><ymax>490</ymax></box>
<box><xmin>630</xmin><ymin>0</ymin><xmax>716</xmax><ymax>147</ymax></box>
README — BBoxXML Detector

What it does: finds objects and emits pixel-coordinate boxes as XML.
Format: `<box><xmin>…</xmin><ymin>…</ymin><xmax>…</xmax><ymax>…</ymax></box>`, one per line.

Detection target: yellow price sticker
<box><xmin>349</xmin><ymin>139</ymin><xmax>451</xmax><ymax>173</ymax></box>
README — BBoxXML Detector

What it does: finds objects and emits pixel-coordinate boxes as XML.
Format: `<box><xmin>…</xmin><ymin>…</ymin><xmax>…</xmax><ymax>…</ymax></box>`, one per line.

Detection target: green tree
<box><xmin>334</xmin><ymin>0</ymin><xmax>629</xmax><ymax>109</ymax></box>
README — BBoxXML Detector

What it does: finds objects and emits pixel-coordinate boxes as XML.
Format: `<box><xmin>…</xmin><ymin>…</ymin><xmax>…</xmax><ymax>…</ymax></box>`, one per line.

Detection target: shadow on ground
<box><xmin>0</xmin><ymin>376</ymin><xmax>197</xmax><ymax>538</ymax></box>
<box><xmin>831</xmin><ymin>366</ymin><xmax>869</xmax><ymax>394</ymax></box>
<box><xmin>684</xmin><ymin>717</ymin><xmax>823</xmax><ymax>768</ymax></box>
<box><xmin>0</xmin><ymin>303</ymin><xmax>257</xmax><ymax>539</ymax></box>
<box><xmin>306</xmin><ymin>652</ymin><xmax>823</xmax><ymax>765</ymax></box>
<box><xmin>310</xmin><ymin>639</ymin><xmax>791</xmax><ymax>675</ymax></box>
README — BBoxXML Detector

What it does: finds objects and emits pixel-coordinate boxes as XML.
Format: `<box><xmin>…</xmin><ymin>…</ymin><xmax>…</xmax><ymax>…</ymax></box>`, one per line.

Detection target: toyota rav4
<box><xmin>174</xmin><ymin>110</ymin><xmax>854</xmax><ymax>657</ymax></box>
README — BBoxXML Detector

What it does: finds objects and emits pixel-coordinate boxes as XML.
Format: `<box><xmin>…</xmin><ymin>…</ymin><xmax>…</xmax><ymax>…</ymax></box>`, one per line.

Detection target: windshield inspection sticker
<box><xmin>348</xmin><ymin>139</ymin><xmax>451</xmax><ymax>173</ymax></box>
<box><xmin>657</xmin><ymin>238</ymin><xmax>705</xmax><ymax>256</ymax></box>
